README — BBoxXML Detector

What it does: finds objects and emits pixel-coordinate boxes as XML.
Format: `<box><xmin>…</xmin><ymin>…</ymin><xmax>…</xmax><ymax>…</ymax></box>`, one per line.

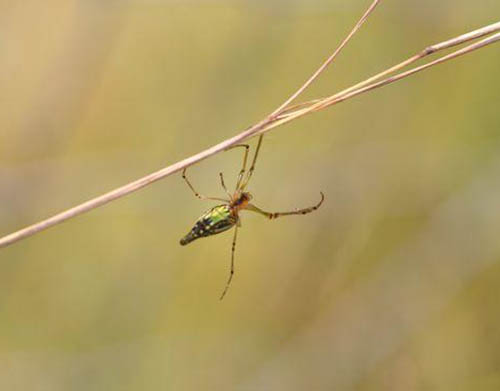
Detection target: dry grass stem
<box><xmin>1</xmin><ymin>8</ymin><xmax>499</xmax><ymax>249</ymax></box>
<box><xmin>270</xmin><ymin>0</ymin><xmax>381</xmax><ymax>116</ymax></box>
<box><xmin>278</xmin><ymin>21</ymin><xmax>500</xmax><ymax>118</ymax></box>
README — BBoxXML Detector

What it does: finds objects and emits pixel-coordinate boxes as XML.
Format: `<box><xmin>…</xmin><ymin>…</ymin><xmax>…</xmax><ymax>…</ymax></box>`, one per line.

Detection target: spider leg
<box><xmin>182</xmin><ymin>168</ymin><xmax>228</xmax><ymax>202</ymax></box>
<box><xmin>240</xmin><ymin>134</ymin><xmax>263</xmax><ymax>191</ymax></box>
<box><xmin>246</xmin><ymin>192</ymin><xmax>324</xmax><ymax>219</ymax></box>
<box><xmin>224</xmin><ymin>144</ymin><xmax>250</xmax><ymax>191</ymax></box>
<box><xmin>219</xmin><ymin>172</ymin><xmax>232</xmax><ymax>199</ymax></box>
<box><xmin>220</xmin><ymin>225</ymin><xmax>239</xmax><ymax>300</ymax></box>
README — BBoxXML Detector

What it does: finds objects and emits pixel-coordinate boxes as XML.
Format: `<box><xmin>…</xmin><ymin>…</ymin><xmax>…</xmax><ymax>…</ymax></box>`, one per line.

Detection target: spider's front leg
<box><xmin>246</xmin><ymin>192</ymin><xmax>324</xmax><ymax>219</ymax></box>
<box><xmin>240</xmin><ymin>135</ymin><xmax>263</xmax><ymax>191</ymax></box>
<box><xmin>182</xmin><ymin>168</ymin><xmax>227</xmax><ymax>202</ymax></box>
<box><xmin>224</xmin><ymin>144</ymin><xmax>249</xmax><ymax>191</ymax></box>
<box><xmin>219</xmin><ymin>172</ymin><xmax>232</xmax><ymax>199</ymax></box>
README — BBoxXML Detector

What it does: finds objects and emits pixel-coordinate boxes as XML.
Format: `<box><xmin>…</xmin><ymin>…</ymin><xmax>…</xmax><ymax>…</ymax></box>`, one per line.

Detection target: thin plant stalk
<box><xmin>258</xmin><ymin>30</ymin><xmax>500</xmax><ymax>134</ymax></box>
<box><xmin>0</xmin><ymin>0</ymin><xmax>380</xmax><ymax>249</ymax></box>
<box><xmin>279</xmin><ymin>20</ymin><xmax>500</xmax><ymax>117</ymax></box>
<box><xmin>270</xmin><ymin>0</ymin><xmax>381</xmax><ymax>117</ymax></box>
<box><xmin>0</xmin><ymin>13</ymin><xmax>499</xmax><ymax>249</ymax></box>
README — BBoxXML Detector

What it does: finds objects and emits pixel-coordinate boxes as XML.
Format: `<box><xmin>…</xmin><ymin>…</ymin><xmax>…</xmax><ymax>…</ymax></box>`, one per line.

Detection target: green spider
<box><xmin>180</xmin><ymin>135</ymin><xmax>324</xmax><ymax>299</ymax></box>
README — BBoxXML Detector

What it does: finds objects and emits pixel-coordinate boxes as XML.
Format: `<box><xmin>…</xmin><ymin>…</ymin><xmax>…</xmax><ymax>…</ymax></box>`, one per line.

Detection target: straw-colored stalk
<box><xmin>0</xmin><ymin>0</ymin><xmax>498</xmax><ymax>249</ymax></box>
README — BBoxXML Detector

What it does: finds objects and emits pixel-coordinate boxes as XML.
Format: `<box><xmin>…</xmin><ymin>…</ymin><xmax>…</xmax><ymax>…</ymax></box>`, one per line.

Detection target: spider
<box><xmin>180</xmin><ymin>135</ymin><xmax>324</xmax><ymax>299</ymax></box>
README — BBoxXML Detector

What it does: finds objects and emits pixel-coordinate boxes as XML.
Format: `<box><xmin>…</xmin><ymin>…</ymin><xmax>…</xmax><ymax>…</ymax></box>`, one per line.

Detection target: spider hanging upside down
<box><xmin>180</xmin><ymin>135</ymin><xmax>324</xmax><ymax>299</ymax></box>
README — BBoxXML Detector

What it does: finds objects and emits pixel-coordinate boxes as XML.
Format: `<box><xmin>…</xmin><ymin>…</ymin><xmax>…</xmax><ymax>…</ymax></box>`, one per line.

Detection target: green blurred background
<box><xmin>1</xmin><ymin>0</ymin><xmax>500</xmax><ymax>389</ymax></box>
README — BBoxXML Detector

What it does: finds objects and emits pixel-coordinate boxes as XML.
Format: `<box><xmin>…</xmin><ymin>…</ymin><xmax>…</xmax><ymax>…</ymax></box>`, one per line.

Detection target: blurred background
<box><xmin>1</xmin><ymin>0</ymin><xmax>500</xmax><ymax>389</ymax></box>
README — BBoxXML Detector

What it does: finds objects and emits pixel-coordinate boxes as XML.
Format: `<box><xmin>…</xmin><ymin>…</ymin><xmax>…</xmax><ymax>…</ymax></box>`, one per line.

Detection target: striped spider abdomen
<box><xmin>180</xmin><ymin>205</ymin><xmax>237</xmax><ymax>246</ymax></box>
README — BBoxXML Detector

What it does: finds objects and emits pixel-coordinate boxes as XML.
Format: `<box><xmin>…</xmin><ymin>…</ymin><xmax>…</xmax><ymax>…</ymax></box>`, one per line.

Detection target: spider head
<box><xmin>232</xmin><ymin>191</ymin><xmax>252</xmax><ymax>209</ymax></box>
<box><xmin>241</xmin><ymin>192</ymin><xmax>253</xmax><ymax>202</ymax></box>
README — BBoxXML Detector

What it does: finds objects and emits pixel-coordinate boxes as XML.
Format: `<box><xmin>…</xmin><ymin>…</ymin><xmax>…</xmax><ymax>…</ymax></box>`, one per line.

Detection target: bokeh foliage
<box><xmin>1</xmin><ymin>0</ymin><xmax>500</xmax><ymax>389</ymax></box>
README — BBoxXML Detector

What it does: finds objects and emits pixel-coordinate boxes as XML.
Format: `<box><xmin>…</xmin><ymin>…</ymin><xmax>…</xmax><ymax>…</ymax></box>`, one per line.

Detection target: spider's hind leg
<box><xmin>220</xmin><ymin>225</ymin><xmax>239</xmax><ymax>300</ymax></box>
<box><xmin>246</xmin><ymin>192</ymin><xmax>325</xmax><ymax>219</ymax></box>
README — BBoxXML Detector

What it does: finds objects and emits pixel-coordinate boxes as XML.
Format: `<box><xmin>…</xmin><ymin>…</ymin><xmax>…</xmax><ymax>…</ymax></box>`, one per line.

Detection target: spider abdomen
<box><xmin>180</xmin><ymin>205</ymin><xmax>237</xmax><ymax>246</ymax></box>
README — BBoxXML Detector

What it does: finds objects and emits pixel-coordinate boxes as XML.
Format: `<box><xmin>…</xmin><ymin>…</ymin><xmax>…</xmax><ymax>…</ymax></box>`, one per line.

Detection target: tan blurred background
<box><xmin>1</xmin><ymin>0</ymin><xmax>500</xmax><ymax>389</ymax></box>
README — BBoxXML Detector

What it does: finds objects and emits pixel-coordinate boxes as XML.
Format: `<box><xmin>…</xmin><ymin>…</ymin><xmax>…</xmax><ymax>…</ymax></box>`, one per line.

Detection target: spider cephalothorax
<box><xmin>230</xmin><ymin>191</ymin><xmax>252</xmax><ymax>210</ymax></box>
<box><xmin>180</xmin><ymin>135</ymin><xmax>324</xmax><ymax>299</ymax></box>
